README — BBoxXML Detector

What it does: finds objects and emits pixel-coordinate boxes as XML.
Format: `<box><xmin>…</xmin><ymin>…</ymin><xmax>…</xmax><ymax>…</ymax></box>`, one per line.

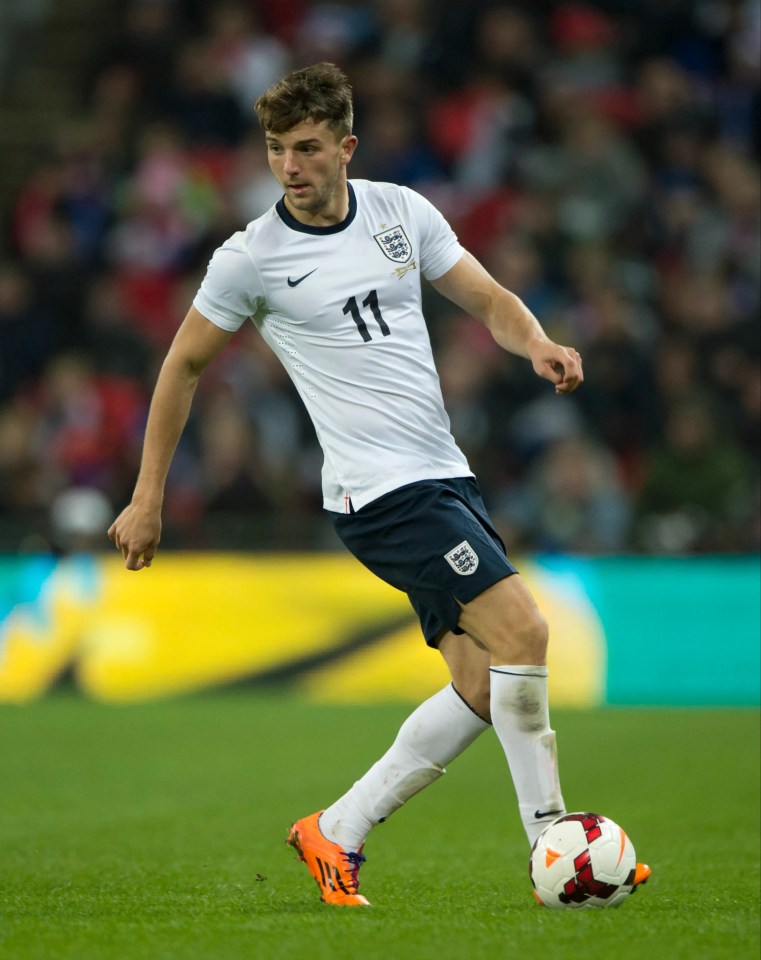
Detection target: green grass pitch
<box><xmin>0</xmin><ymin>694</ymin><xmax>758</xmax><ymax>960</ymax></box>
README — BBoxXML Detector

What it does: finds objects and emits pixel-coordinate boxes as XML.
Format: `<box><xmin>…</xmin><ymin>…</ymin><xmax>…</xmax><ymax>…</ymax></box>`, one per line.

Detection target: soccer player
<box><xmin>108</xmin><ymin>62</ymin><xmax>650</xmax><ymax>906</ymax></box>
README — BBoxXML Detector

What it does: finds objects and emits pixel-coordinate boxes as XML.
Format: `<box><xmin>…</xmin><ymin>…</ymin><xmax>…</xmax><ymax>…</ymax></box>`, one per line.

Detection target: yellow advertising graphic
<box><xmin>0</xmin><ymin>554</ymin><xmax>604</xmax><ymax>705</ymax></box>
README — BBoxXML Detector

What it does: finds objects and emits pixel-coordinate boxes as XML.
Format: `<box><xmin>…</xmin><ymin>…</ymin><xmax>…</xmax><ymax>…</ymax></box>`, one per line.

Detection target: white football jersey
<box><xmin>193</xmin><ymin>179</ymin><xmax>473</xmax><ymax>512</ymax></box>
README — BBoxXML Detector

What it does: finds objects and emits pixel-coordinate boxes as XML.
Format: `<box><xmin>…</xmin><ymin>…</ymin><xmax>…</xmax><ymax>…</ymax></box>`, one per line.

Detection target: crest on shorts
<box><xmin>444</xmin><ymin>540</ymin><xmax>479</xmax><ymax>576</ymax></box>
<box><xmin>374</xmin><ymin>224</ymin><xmax>412</xmax><ymax>263</ymax></box>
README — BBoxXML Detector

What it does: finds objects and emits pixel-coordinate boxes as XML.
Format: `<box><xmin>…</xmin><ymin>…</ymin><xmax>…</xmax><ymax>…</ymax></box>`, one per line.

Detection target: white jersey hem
<box><xmin>326</xmin><ymin>467</ymin><xmax>475</xmax><ymax>514</ymax></box>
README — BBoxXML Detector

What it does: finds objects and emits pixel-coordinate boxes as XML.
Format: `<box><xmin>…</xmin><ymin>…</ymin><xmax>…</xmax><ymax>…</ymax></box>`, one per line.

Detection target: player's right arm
<box><xmin>108</xmin><ymin>306</ymin><xmax>235</xmax><ymax>570</ymax></box>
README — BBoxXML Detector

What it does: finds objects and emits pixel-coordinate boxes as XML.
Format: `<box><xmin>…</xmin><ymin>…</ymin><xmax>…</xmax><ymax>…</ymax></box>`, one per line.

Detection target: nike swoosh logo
<box><xmin>287</xmin><ymin>268</ymin><xmax>318</xmax><ymax>287</ymax></box>
<box><xmin>535</xmin><ymin>809</ymin><xmax>563</xmax><ymax>820</ymax></box>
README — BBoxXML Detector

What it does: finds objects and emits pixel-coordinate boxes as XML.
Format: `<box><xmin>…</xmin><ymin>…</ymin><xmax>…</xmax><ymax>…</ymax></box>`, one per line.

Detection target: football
<box><xmin>530</xmin><ymin>812</ymin><xmax>638</xmax><ymax>909</ymax></box>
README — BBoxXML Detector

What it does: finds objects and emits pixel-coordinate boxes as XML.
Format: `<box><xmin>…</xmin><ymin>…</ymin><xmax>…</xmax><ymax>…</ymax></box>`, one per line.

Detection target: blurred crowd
<box><xmin>0</xmin><ymin>0</ymin><xmax>759</xmax><ymax>555</ymax></box>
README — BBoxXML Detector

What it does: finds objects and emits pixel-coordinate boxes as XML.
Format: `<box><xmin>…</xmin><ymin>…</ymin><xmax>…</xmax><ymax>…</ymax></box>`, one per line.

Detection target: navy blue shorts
<box><xmin>331</xmin><ymin>477</ymin><xmax>518</xmax><ymax>647</ymax></box>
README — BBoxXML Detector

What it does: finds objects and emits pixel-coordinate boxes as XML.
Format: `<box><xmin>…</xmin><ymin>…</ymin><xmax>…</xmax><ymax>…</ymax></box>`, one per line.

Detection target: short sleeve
<box><xmin>193</xmin><ymin>234</ymin><xmax>262</xmax><ymax>332</ymax></box>
<box><xmin>403</xmin><ymin>187</ymin><xmax>465</xmax><ymax>281</ymax></box>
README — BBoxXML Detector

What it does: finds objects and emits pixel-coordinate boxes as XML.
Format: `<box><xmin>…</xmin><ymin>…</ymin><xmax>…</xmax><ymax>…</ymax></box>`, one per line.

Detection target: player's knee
<box><xmin>516</xmin><ymin>609</ymin><xmax>549</xmax><ymax>663</ymax></box>
<box><xmin>493</xmin><ymin>609</ymin><xmax>549</xmax><ymax>665</ymax></box>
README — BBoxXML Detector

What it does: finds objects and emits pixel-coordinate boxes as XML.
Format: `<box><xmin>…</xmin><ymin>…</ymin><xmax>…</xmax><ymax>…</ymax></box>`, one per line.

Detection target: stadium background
<box><xmin>0</xmin><ymin>0</ymin><xmax>758</xmax><ymax>707</ymax></box>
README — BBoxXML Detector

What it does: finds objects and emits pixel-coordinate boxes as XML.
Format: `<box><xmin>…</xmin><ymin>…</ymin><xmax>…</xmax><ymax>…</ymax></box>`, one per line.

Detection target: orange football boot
<box><xmin>286</xmin><ymin>811</ymin><xmax>370</xmax><ymax>906</ymax></box>
<box><xmin>632</xmin><ymin>862</ymin><xmax>652</xmax><ymax>889</ymax></box>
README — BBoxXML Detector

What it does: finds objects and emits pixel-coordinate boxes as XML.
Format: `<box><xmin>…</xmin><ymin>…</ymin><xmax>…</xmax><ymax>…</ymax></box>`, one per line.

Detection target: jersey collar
<box><xmin>276</xmin><ymin>182</ymin><xmax>357</xmax><ymax>235</ymax></box>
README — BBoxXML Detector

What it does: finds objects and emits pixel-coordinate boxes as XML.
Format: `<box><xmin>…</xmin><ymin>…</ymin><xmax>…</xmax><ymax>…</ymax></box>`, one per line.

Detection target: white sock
<box><xmin>320</xmin><ymin>684</ymin><xmax>490</xmax><ymax>851</ymax></box>
<box><xmin>489</xmin><ymin>665</ymin><xmax>566</xmax><ymax>847</ymax></box>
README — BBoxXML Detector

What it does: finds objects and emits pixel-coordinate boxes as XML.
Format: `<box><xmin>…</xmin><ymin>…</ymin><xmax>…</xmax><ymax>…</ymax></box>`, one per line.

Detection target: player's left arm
<box><xmin>431</xmin><ymin>250</ymin><xmax>583</xmax><ymax>394</ymax></box>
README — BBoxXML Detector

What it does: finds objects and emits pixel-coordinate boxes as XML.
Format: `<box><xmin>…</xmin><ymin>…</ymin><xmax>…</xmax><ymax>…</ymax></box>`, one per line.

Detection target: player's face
<box><xmin>265</xmin><ymin>119</ymin><xmax>357</xmax><ymax>225</ymax></box>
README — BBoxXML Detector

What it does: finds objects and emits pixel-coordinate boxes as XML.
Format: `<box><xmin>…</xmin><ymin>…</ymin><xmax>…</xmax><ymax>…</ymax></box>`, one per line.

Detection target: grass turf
<box><xmin>0</xmin><ymin>694</ymin><xmax>758</xmax><ymax>960</ymax></box>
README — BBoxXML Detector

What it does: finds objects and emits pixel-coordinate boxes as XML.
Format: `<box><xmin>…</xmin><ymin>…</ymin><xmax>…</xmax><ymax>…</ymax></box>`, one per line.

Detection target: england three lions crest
<box><xmin>374</xmin><ymin>225</ymin><xmax>412</xmax><ymax>263</ymax></box>
<box><xmin>444</xmin><ymin>540</ymin><xmax>479</xmax><ymax>576</ymax></box>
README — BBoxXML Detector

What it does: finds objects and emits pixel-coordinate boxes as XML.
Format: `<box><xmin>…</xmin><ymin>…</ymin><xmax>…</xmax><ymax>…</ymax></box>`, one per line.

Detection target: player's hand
<box><xmin>107</xmin><ymin>502</ymin><xmax>162</xmax><ymax>571</ymax></box>
<box><xmin>528</xmin><ymin>339</ymin><xmax>584</xmax><ymax>394</ymax></box>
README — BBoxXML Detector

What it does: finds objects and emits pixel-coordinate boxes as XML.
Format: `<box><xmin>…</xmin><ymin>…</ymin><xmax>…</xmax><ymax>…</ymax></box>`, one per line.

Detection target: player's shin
<box><xmin>488</xmin><ymin>665</ymin><xmax>566</xmax><ymax>847</ymax></box>
<box><xmin>319</xmin><ymin>683</ymin><xmax>489</xmax><ymax>851</ymax></box>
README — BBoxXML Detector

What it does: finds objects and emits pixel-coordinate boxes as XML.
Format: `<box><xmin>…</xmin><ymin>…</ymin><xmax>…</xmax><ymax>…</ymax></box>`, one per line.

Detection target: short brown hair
<box><xmin>254</xmin><ymin>62</ymin><xmax>353</xmax><ymax>138</ymax></box>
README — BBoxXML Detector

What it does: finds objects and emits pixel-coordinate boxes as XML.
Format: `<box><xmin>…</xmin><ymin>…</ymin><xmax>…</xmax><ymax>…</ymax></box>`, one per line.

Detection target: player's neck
<box><xmin>284</xmin><ymin>179</ymin><xmax>351</xmax><ymax>228</ymax></box>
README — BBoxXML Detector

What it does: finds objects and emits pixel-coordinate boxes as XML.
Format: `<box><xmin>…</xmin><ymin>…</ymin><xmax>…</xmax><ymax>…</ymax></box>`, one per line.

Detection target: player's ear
<box><xmin>341</xmin><ymin>135</ymin><xmax>358</xmax><ymax>165</ymax></box>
